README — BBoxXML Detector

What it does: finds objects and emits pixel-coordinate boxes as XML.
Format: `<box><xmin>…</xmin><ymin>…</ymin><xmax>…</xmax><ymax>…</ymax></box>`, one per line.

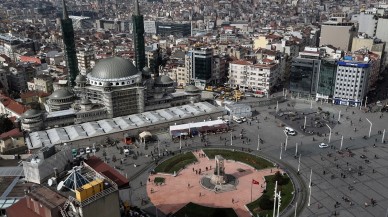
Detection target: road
<box><xmin>94</xmin><ymin>98</ymin><xmax>388</xmax><ymax>217</ymax></box>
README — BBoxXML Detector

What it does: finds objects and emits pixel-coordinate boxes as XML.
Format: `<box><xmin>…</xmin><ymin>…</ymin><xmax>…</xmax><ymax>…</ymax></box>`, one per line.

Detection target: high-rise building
<box><xmin>316</xmin><ymin>58</ymin><xmax>337</xmax><ymax>102</ymax></box>
<box><xmin>333</xmin><ymin>56</ymin><xmax>370</xmax><ymax>106</ymax></box>
<box><xmin>60</xmin><ymin>0</ymin><xmax>79</xmax><ymax>87</ymax></box>
<box><xmin>319</xmin><ymin>14</ymin><xmax>357</xmax><ymax>51</ymax></box>
<box><xmin>186</xmin><ymin>47</ymin><xmax>213</xmax><ymax>89</ymax></box>
<box><xmin>132</xmin><ymin>0</ymin><xmax>146</xmax><ymax>71</ymax></box>
<box><xmin>289</xmin><ymin>47</ymin><xmax>322</xmax><ymax>97</ymax></box>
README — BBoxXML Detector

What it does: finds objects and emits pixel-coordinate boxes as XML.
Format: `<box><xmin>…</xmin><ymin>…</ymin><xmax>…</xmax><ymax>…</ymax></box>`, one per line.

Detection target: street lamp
<box><xmin>179</xmin><ymin>135</ymin><xmax>182</xmax><ymax>150</ymax></box>
<box><xmin>284</xmin><ymin>131</ymin><xmax>288</xmax><ymax>151</ymax></box>
<box><xmin>325</xmin><ymin>124</ymin><xmax>332</xmax><ymax>143</ymax></box>
<box><xmin>230</xmin><ymin>132</ymin><xmax>233</xmax><ymax>146</ymax></box>
<box><xmin>295</xmin><ymin>142</ymin><xmax>298</xmax><ymax>156</ymax></box>
<box><xmin>308</xmin><ymin>169</ymin><xmax>312</xmax><ymax>206</ymax></box>
<box><xmin>279</xmin><ymin>143</ymin><xmax>283</xmax><ymax>160</ymax></box>
<box><xmin>338</xmin><ymin>110</ymin><xmax>341</xmax><ymax>122</ymax></box>
<box><xmin>303</xmin><ymin>116</ymin><xmax>307</xmax><ymax>129</ymax></box>
<box><xmin>365</xmin><ymin>96</ymin><xmax>368</xmax><ymax>108</ymax></box>
<box><xmin>257</xmin><ymin>134</ymin><xmax>260</xmax><ymax>151</ymax></box>
<box><xmin>158</xmin><ymin>140</ymin><xmax>161</xmax><ymax>156</ymax></box>
<box><xmin>297</xmin><ymin>154</ymin><xmax>301</xmax><ymax>173</ymax></box>
<box><xmin>366</xmin><ymin>118</ymin><xmax>372</xmax><ymax>138</ymax></box>
<box><xmin>382</xmin><ymin>129</ymin><xmax>386</xmax><ymax>144</ymax></box>
<box><xmin>340</xmin><ymin>135</ymin><xmax>344</xmax><ymax>150</ymax></box>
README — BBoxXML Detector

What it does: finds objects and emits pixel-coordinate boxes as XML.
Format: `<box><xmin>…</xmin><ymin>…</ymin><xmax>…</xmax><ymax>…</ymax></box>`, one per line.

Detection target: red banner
<box><xmin>252</xmin><ymin>179</ymin><xmax>260</xmax><ymax>185</ymax></box>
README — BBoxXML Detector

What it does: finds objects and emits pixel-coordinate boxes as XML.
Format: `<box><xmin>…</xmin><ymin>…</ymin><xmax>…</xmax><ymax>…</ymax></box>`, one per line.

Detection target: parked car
<box><xmin>79</xmin><ymin>148</ymin><xmax>85</xmax><ymax>155</ymax></box>
<box><xmin>85</xmin><ymin>147</ymin><xmax>91</xmax><ymax>154</ymax></box>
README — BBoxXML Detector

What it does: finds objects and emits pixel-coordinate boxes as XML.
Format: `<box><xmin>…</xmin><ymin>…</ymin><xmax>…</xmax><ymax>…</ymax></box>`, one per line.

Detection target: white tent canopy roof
<box><xmin>139</xmin><ymin>131</ymin><xmax>152</xmax><ymax>138</ymax></box>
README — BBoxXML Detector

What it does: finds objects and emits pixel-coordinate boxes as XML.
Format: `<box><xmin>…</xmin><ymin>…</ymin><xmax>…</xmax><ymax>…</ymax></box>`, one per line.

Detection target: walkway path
<box><xmin>147</xmin><ymin>149</ymin><xmax>281</xmax><ymax>217</ymax></box>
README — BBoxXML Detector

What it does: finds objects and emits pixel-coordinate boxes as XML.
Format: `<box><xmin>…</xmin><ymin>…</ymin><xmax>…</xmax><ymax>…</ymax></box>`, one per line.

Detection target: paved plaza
<box><xmin>91</xmin><ymin>98</ymin><xmax>388</xmax><ymax>217</ymax></box>
<box><xmin>146</xmin><ymin>150</ymin><xmax>280</xmax><ymax>217</ymax></box>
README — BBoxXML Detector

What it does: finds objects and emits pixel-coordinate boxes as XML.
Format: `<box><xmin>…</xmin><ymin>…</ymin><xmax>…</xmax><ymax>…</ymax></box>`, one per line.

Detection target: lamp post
<box><xmin>308</xmin><ymin>169</ymin><xmax>312</xmax><ymax>206</ymax></box>
<box><xmin>257</xmin><ymin>134</ymin><xmax>260</xmax><ymax>151</ymax></box>
<box><xmin>365</xmin><ymin>96</ymin><xmax>368</xmax><ymax>108</ymax></box>
<box><xmin>295</xmin><ymin>142</ymin><xmax>298</xmax><ymax>156</ymax></box>
<box><xmin>304</xmin><ymin>116</ymin><xmax>307</xmax><ymax>129</ymax></box>
<box><xmin>294</xmin><ymin>202</ymin><xmax>298</xmax><ymax>217</ymax></box>
<box><xmin>230</xmin><ymin>132</ymin><xmax>233</xmax><ymax>146</ymax></box>
<box><xmin>284</xmin><ymin>131</ymin><xmax>288</xmax><ymax>151</ymax></box>
<box><xmin>340</xmin><ymin>135</ymin><xmax>344</xmax><ymax>151</ymax></box>
<box><xmin>366</xmin><ymin>118</ymin><xmax>372</xmax><ymax>138</ymax></box>
<box><xmin>382</xmin><ymin>129</ymin><xmax>386</xmax><ymax>143</ymax></box>
<box><xmin>276</xmin><ymin>101</ymin><xmax>279</xmax><ymax>113</ymax></box>
<box><xmin>279</xmin><ymin>143</ymin><xmax>283</xmax><ymax>160</ymax></box>
<box><xmin>325</xmin><ymin>124</ymin><xmax>332</xmax><ymax>143</ymax></box>
<box><xmin>179</xmin><ymin>135</ymin><xmax>182</xmax><ymax>150</ymax></box>
<box><xmin>338</xmin><ymin>110</ymin><xmax>341</xmax><ymax>122</ymax></box>
<box><xmin>158</xmin><ymin>140</ymin><xmax>161</xmax><ymax>156</ymax></box>
<box><xmin>297</xmin><ymin>154</ymin><xmax>301</xmax><ymax>173</ymax></box>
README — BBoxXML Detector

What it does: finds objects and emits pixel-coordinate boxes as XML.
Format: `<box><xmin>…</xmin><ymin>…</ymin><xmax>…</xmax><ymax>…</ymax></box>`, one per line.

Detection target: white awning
<box><xmin>139</xmin><ymin>131</ymin><xmax>152</xmax><ymax>139</ymax></box>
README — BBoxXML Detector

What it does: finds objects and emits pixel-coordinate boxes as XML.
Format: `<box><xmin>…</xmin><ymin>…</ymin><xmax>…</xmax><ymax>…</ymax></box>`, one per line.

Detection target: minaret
<box><xmin>132</xmin><ymin>0</ymin><xmax>146</xmax><ymax>72</ymax></box>
<box><xmin>61</xmin><ymin>0</ymin><xmax>79</xmax><ymax>87</ymax></box>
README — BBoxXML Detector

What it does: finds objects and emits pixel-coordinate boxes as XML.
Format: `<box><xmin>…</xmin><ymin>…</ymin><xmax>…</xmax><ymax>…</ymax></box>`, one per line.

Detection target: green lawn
<box><xmin>203</xmin><ymin>149</ymin><xmax>273</xmax><ymax>170</ymax></box>
<box><xmin>247</xmin><ymin>174</ymin><xmax>294</xmax><ymax>216</ymax></box>
<box><xmin>173</xmin><ymin>202</ymin><xmax>238</xmax><ymax>217</ymax></box>
<box><xmin>154</xmin><ymin>152</ymin><xmax>197</xmax><ymax>174</ymax></box>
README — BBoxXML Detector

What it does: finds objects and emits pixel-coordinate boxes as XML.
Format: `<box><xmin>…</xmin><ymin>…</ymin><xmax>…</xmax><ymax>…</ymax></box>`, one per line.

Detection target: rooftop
<box><xmin>26</xmin><ymin>102</ymin><xmax>223</xmax><ymax>149</ymax></box>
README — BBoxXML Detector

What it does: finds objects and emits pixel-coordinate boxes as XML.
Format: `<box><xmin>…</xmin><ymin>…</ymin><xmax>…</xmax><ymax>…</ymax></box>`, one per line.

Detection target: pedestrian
<box><xmin>199</xmin><ymin>192</ymin><xmax>201</xmax><ymax>197</ymax></box>
<box><xmin>232</xmin><ymin>198</ymin><xmax>234</xmax><ymax>203</ymax></box>
<box><xmin>193</xmin><ymin>168</ymin><xmax>194</xmax><ymax>172</ymax></box>
<box><xmin>149</xmin><ymin>178</ymin><xmax>151</xmax><ymax>182</ymax></box>
<box><xmin>140</xmin><ymin>181</ymin><xmax>142</xmax><ymax>186</ymax></box>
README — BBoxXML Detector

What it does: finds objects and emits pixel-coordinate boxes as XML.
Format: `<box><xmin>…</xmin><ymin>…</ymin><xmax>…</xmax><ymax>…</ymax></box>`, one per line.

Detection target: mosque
<box><xmin>21</xmin><ymin>57</ymin><xmax>201</xmax><ymax>132</ymax></box>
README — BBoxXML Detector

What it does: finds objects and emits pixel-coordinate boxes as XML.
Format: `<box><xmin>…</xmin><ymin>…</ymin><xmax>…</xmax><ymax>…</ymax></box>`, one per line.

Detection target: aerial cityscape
<box><xmin>0</xmin><ymin>0</ymin><xmax>388</xmax><ymax>216</ymax></box>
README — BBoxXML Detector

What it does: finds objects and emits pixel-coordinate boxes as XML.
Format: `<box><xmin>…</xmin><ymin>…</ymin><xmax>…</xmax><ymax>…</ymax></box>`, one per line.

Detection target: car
<box><xmin>85</xmin><ymin>147</ymin><xmax>91</xmax><ymax>154</ymax></box>
<box><xmin>124</xmin><ymin>147</ymin><xmax>130</xmax><ymax>155</ymax></box>
<box><xmin>319</xmin><ymin>143</ymin><xmax>329</xmax><ymax>148</ymax></box>
<box><xmin>79</xmin><ymin>148</ymin><xmax>85</xmax><ymax>155</ymax></box>
<box><xmin>360</xmin><ymin>154</ymin><xmax>367</xmax><ymax>159</ymax></box>
<box><xmin>284</xmin><ymin>127</ymin><xmax>296</xmax><ymax>136</ymax></box>
<box><xmin>241</xmin><ymin>117</ymin><xmax>247</xmax><ymax>122</ymax></box>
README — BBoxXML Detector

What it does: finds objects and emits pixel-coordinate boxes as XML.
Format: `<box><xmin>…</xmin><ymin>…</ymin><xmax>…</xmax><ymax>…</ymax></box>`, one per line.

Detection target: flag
<box><xmin>252</xmin><ymin>179</ymin><xmax>259</xmax><ymax>185</ymax></box>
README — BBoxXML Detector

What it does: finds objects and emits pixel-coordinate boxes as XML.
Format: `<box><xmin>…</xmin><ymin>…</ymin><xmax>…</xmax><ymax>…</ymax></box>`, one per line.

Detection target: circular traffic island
<box><xmin>148</xmin><ymin>149</ymin><xmax>294</xmax><ymax>217</ymax></box>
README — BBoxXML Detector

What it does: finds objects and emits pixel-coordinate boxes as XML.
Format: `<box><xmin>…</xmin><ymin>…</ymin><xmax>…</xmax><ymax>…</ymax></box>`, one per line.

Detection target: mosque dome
<box><xmin>89</xmin><ymin>57</ymin><xmax>139</xmax><ymax>80</ymax></box>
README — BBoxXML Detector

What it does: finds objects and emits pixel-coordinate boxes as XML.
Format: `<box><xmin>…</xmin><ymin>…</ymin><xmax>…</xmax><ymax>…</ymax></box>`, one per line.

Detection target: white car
<box><xmin>79</xmin><ymin>148</ymin><xmax>85</xmax><ymax>155</ymax></box>
<box><xmin>319</xmin><ymin>143</ymin><xmax>329</xmax><ymax>148</ymax></box>
<box><xmin>124</xmin><ymin>148</ymin><xmax>130</xmax><ymax>155</ymax></box>
<box><xmin>285</xmin><ymin>127</ymin><xmax>296</xmax><ymax>136</ymax></box>
<box><xmin>85</xmin><ymin>147</ymin><xmax>91</xmax><ymax>154</ymax></box>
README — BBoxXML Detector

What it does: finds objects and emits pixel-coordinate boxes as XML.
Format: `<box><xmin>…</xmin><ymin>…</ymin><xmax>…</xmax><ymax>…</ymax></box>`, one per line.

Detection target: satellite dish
<box><xmin>57</xmin><ymin>181</ymin><xmax>64</xmax><ymax>191</ymax></box>
<box><xmin>48</xmin><ymin>179</ymin><xmax>53</xmax><ymax>186</ymax></box>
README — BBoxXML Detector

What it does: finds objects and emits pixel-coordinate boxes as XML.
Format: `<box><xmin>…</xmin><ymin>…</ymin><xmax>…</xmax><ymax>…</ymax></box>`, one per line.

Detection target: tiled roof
<box><xmin>230</xmin><ymin>60</ymin><xmax>253</xmax><ymax>65</ymax></box>
<box><xmin>0</xmin><ymin>94</ymin><xmax>29</xmax><ymax>116</ymax></box>
<box><xmin>85</xmin><ymin>156</ymin><xmax>129</xmax><ymax>189</ymax></box>
<box><xmin>5</xmin><ymin>198</ymin><xmax>41</xmax><ymax>217</ymax></box>
<box><xmin>0</xmin><ymin>128</ymin><xmax>23</xmax><ymax>140</ymax></box>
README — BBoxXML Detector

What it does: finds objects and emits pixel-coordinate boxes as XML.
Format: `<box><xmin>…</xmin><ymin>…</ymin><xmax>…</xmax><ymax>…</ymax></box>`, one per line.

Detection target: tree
<box><xmin>0</xmin><ymin>115</ymin><xmax>14</xmax><ymax>134</ymax></box>
<box><xmin>258</xmin><ymin>194</ymin><xmax>273</xmax><ymax>210</ymax></box>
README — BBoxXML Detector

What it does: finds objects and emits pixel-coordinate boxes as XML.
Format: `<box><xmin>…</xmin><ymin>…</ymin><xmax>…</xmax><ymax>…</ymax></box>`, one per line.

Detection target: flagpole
<box><xmin>273</xmin><ymin>181</ymin><xmax>277</xmax><ymax>217</ymax></box>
